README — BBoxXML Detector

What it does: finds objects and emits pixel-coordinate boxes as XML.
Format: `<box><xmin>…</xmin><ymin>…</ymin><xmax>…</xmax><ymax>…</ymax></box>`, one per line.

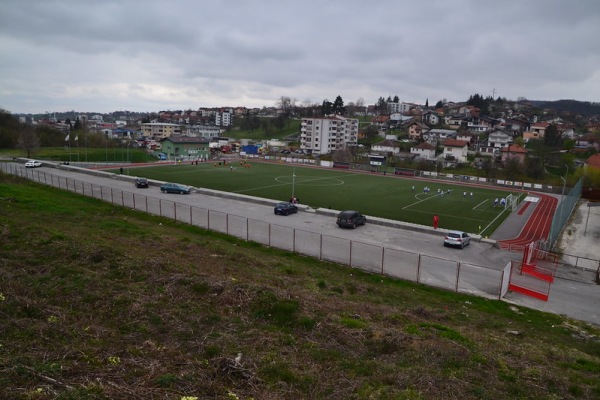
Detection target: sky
<box><xmin>1</xmin><ymin>0</ymin><xmax>600</xmax><ymax>115</ymax></box>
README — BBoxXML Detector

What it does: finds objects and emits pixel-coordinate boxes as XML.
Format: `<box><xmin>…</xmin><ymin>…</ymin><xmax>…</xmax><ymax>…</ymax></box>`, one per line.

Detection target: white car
<box><xmin>25</xmin><ymin>160</ymin><xmax>42</xmax><ymax>168</ymax></box>
<box><xmin>443</xmin><ymin>230</ymin><xmax>471</xmax><ymax>249</ymax></box>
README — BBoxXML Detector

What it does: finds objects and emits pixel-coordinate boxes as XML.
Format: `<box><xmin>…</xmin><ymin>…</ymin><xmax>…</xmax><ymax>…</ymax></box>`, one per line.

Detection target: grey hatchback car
<box><xmin>336</xmin><ymin>210</ymin><xmax>366</xmax><ymax>229</ymax></box>
<box><xmin>443</xmin><ymin>230</ymin><xmax>471</xmax><ymax>249</ymax></box>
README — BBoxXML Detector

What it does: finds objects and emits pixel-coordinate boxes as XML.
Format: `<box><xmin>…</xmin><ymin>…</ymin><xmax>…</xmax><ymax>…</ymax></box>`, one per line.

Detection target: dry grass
<box><xmin>1</xmin><ymin>172</ymin><xmax>600</xmax><ymax>400</ymax></box>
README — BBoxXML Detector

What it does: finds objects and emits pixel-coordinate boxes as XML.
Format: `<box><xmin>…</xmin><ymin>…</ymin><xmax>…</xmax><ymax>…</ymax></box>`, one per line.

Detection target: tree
<box><xmin>321</xmin><ymin>99</ymin><xmax>333</xmax><ymax>116</ymax></box>
<box><xmin>481</xmin><ymin>157</ymin><xmax>497</xmax><ymax>178</ymax></box>
<box><xmin>276</xmin><ymin>96</ymin><xmax>296</xmax><ymax>119</ymax></box>
<box><xmin>0</xmin><ymin>109</ymin><xmax>20</xmax><ymax>148</ymax></box>
<box><xmin>544</xmin><ymin>124</ymin><xmax>561</xmax><ymax>147</ymax></box>
<box><xmin>525</xmin><ymin>156</ymin><xmax>545</xmax><ymax>180</ymax></box>
<box><xmin>16</xmin><ymin>125</ymin><xmax>40</xmax><ymax>158</ymax></box>
<box><xmin>364</xmin><ymin>124</ymin><xmax>379</xmax><ymax>141</ymax></box>
<box><xmin>331</xmin><ymin>148</ymin><xmax>353</xmax><ymax>163</ymax></box>
<box><xmin>503</xmin><ymin>157</ymin><xmax>524</xmax><ymax>180</ymax></box>
<box><xmin>376</xmin><ymin>97</ymin><xmax>387</xmax><ymax>115</ymax></box>
<box><xmin>332</xmin><ymin>95</ymin><xmax>346</xmax><ymax>115</ymax></box>
<box><xmin>435</xmin><ymin>100</ymin><xmax>443</xmax><ymax>109</ymax></box>
<box><xmin>393</xmin><ymin>95</ymin><xmax>399</xmax><ymax>103</ymax></box>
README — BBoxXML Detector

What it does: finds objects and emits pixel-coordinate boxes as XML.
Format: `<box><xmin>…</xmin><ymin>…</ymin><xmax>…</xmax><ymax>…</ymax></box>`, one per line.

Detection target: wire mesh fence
<box><xmin>3</xmin><ymin>163</ymin><xmax>520</xmax><ymax>300</ymax></box>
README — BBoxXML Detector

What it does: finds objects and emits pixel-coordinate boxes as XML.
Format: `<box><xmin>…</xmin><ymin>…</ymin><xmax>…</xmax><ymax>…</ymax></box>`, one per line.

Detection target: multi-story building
<box><xmin>215</xmin><ymin>109</ymin><xmax>233</xmax><ymax>126</ymax></box>
<box><xmin>300</xmin><ymin>115</ymin><xmax>358</xmax><ymax>155</ymax></box>
<box><xmin>141</xmin><ymin>123</ymin><xmax>181</xmax><ymax>140</ymax></box>
<box><xmin>387</xmin><ymin>102</ymin><xmax>411</xmax><ymax>114</ymax></box>
<box><xmin>185</xmin><ymin>125</ymin><xmax>223</xmax><ymax>138</ymax></box>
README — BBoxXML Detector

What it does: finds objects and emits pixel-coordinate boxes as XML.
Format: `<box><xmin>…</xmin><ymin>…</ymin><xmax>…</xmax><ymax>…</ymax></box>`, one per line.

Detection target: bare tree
<box><xmin>275</xmin><ymin>96</ymin><xmax>296</xmax><ymax>119</ymax></box>
<box><xmin>16</xmin><ymin>125</ymin><xmax>40</xmax><ymax>158</ymax></box>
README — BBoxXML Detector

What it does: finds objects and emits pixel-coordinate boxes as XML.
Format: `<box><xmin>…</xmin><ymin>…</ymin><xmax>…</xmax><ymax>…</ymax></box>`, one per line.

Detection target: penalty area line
<box><xmin>473</xmin><ymin>199</ymin><xmax>488</xmax><ymax>210</ymax></box>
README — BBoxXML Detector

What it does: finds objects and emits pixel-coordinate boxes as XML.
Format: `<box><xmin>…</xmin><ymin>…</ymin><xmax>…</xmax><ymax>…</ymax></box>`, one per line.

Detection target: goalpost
<box><xmin>505</xmin><ymin>193</ymin><xmax>520</xmax><ymax>211</ymax></box>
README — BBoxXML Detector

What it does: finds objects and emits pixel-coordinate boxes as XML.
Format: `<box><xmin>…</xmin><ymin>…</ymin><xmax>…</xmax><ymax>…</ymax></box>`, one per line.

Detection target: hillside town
<box><xmin>8</xmin><ymin>96</ymin><xmax>600</xmax><ymax>183</ymax></box>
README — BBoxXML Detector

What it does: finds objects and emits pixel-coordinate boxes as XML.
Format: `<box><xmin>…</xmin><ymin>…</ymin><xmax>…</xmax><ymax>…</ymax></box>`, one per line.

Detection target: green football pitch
<box><xmin>122</xmin><ymin>161</ymin><xmax>522</xmax><ymax>235</ymax></box>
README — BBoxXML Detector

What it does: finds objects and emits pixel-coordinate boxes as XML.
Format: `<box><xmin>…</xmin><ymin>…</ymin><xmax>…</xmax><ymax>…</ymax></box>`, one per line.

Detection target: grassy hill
<box><xmin>1</xmin><ymin>171</ymin><xmax>599</xmax><ymax>399</ymax></box>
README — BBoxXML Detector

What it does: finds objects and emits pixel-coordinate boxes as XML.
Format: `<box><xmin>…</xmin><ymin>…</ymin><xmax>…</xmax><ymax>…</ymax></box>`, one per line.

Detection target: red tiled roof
<box><xmin>414</xmin><ymin>142</ymin><xmax>436</xmax><ymax>150</ymax></box>
<box><xmin>501</xmin><ymin>144</ymin><xmax>528</xmax><ymax>154</ymax></box>
<box><xmin>442</xmin><ymin>139</ymin><xmax>469</xmax><ymax>147</ymax></box>
<box><xmin>587</xmin><ymin>154</ymin><xmax>600</xmax><ymax>168</ymax></box>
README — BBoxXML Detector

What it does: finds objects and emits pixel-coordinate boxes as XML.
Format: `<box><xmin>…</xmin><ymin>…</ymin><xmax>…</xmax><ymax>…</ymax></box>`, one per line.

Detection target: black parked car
<box><xmin>274</xmin><ymin>202</ymin><xmax>298</xmax><ymax>216</ymax></box>
<box><xmin>160</xmin><ymin>182</ymin><xmax>192</xmax><ymax>194</ymax></box>
<box><xmin>135</xmin><ymin>177</ymin><xmax>149</xmax><ymax>188</ymax></box>
<box><xmin>336</xmin><ymin>210</ymin><xmax>367</xmax><ymax>229</ymax></box>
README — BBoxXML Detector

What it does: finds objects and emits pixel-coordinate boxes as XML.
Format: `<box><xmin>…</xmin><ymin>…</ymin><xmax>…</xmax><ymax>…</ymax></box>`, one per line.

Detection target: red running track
<box><xmin>498</xmin><ymin>193</ymin><xmax>557</xmax><ymax>250</ymax></box>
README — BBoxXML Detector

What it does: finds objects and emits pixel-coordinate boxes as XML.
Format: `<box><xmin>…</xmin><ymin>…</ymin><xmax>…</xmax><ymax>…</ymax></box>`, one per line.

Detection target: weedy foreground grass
<box><xmin>1</xmin><ymin>172</ymin><xmax>599</xmax><ymax>400</ymax></box>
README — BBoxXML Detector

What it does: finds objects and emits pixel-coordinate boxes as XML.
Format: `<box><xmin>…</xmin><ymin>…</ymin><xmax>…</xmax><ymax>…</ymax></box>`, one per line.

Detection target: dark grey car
<box><xmin>336</xmin><ymin>210</ymin><xmax>367</xmax><ymax>229</ymax></box>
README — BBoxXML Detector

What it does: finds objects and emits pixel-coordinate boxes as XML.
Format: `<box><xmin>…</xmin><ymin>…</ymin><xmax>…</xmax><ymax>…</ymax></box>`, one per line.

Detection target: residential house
<box><xmin>464</xmin><ymin>115</ymin><xmax>498</xmax><ymax>132</ymax></box>
<box><xmin>141</xmin><ymin>122</ymin><xmax>181</xmax><ymax>140</ymax></box>
<box><xmin>530</xmin><ymin>122</ymin><xmax>550</xmax><ymax>137</ymax></box>
<box><xmin>421</xmin><ymin>111</ymin><xmax>440</xmax><ymax>125</ymax></box>
<box><xmin>444</xmin><ymin>114</ymin><xmax>467</xmax><ymax>128</ymax></box>
<box><xmin>371</xmin><ymin>115</ymin><xmax>390</xmax><ymax>135</ymax></box>
<box><xmin>503</xmin><ymin>118</ymin><xmax>530</xmax><ymax>135</ymax></box>
<box><xmin>423</xmin><ymin>129</ymin><xmax>457</xmax><ymax>145</ymax></box>
<box><xmin>389</xmin><ymin>113</ymin><xmax>413</xmax><ymax>124</ymax></box>
<box><xmin>300</xmin><ymin>115</ymin><xmax>359</xmax><ymax>155</ymax></box>
<box><xmin>575</xmin><ymin>134</ymin><xmax>600</xmax><ymax>152</ymax></box>
<box><xmin>371</xmin><ymin>139</ymin><xmax>401</xmax><ymax>156</ymax></box>
<box><xmin>587</xmin><ymin>153</ymin><xmax>600</xmax><ymax>169</ymax></box>
<box><xmin>482</xmin><ymin>128</ymin><xmax>513</xmax><ymax>154</ymax></box>
<box><xmin>407</xmin><ymin>121</ymin><xmax>429</xmax><ymax>141</ymax></box>
<box><xmin>410</xmin><ymin>142</ymin><xmax>437</xmax><ymax>160</ymax></box>
<box><xmin>501</xmin><ymin>144</ymin><xmax>527</xmax><ymax>165</ymax></box>
<box><xmin>442</xmin><ymin>139</ymin><xmax>469</xmax><ymax>163</ymax></box>
<box><xmin>457</xmin><ymin>131</ymin><xmax>480</xmax><ymax>150</ymax></box>
<box><xmin>160</xmin><ymin>136</ymin><xmax>210</xmax><ymax>161</ymax></box>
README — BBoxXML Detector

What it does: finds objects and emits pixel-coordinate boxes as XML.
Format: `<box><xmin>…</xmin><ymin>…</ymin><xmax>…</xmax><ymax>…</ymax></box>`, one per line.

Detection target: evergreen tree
<box><xmin>332</xmin><ymin>95</ymin><xmax>346</xmax><ymax>115</ymax></box>
<box><xmin>321</xmin><ymin>99</ymin><xmax>333</xmax><ymax>116</ymax></box>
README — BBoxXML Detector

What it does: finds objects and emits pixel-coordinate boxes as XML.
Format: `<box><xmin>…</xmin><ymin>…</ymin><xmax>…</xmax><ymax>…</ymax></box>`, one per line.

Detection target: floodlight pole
<box><xmin>292</xmin><ymin>164</ymin><xmax>296</xmax><ymax>199</ymax></box>
<box><xmin>558</xmin><ymin>164</ymin><xmax>568</xmax><ymax>232</ymax></box>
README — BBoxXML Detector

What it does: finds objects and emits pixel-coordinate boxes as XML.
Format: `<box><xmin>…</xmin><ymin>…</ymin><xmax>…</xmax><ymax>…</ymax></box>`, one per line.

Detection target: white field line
<box><xmin>473</xmin><ymin>199</ymin><xmax>489</xmax><ymax>210</ymax></box>
<box><xmin>403</xmin><ymin>193</ymin><xmax>440</xmax><ymax>210</ymax></box>
<box><xmin>233</xmin><ymin>172</ymin><xmax>362</xmax><ymax>193</ymax></box>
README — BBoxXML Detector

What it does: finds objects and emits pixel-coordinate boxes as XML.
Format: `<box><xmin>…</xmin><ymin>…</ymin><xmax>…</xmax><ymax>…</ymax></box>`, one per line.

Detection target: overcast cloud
<box><xmin>1</xmin><ymin>0</ymin><xmax>599</xmax><ymax>114</ymax></box>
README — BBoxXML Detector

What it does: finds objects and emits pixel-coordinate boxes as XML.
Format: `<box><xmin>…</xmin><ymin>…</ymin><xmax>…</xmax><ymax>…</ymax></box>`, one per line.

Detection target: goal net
<box><xmin>505</xmin><ymin>193</ymin><xmax>520</xmax><ymax>211</ymax></box>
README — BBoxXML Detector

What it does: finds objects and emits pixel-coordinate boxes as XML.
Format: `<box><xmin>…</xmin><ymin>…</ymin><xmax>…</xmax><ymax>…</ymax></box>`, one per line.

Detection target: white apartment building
<box><xmin>215</xmin><ymin>109</ymin><xmax>232</xmax><ymax>126</ymax></box>
<box><xmin>141</xmin><ymin>123</ymin><xmax>181</xmax><ymax>140</ymax></box>
<box><xmin>387</xmin><ymin>102</ymin><xmax>411</xmax><ymax>114</ymax></box>
<box><xmin>300</xmin><ymin>115</ymin><xmax>358</xmax><ymax>155</ymax></box>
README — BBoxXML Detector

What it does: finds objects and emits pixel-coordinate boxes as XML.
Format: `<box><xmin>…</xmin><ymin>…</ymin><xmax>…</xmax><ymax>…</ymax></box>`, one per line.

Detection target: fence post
<box><xmin>417</xmin><ymin>254</ymin><xmax>421</xmax><ymax>283</ymax></box>
<box><xmin>320</xmin><ymin>234</ymin><xmax>323</xmax><ymax>260</ymax></box>
<box><xmin>349</xmin><ymin>240</ymin><xmax>353</xmax><ymax>267</ymax></box>
<box><xmin>455</xmin><ymin>262</ymin><xmax>461</xmax><ymax>292</ymax></box>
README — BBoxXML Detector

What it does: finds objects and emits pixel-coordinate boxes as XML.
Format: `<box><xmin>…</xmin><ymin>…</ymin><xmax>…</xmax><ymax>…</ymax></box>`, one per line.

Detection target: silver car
<box><xmin>443</xmin><ymin>230</ymin><xmax>470</xmax><ymax>249</ymax></box>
